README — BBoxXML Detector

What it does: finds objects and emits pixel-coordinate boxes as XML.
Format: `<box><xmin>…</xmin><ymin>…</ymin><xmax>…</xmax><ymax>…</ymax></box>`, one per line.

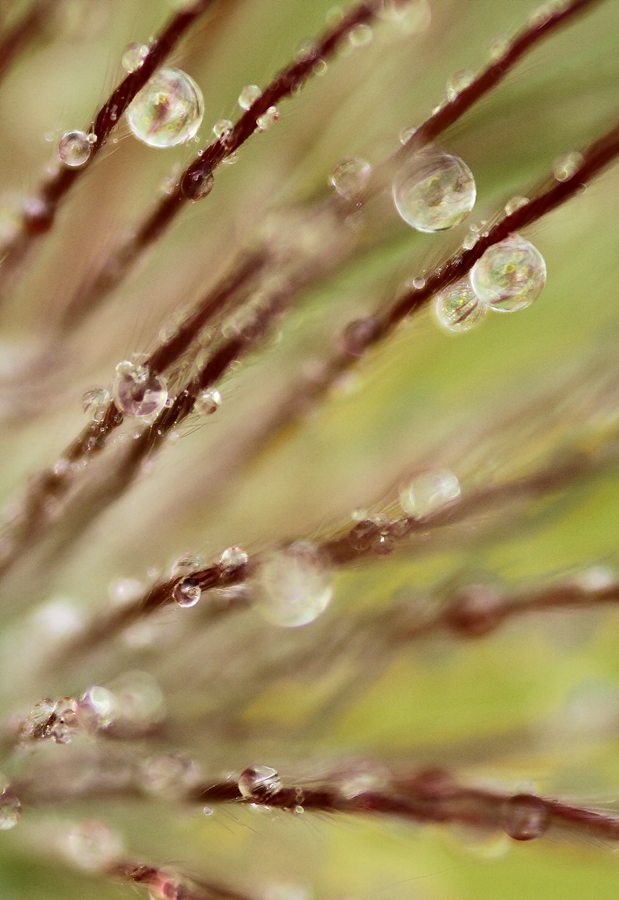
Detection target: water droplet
<box><xmin>529</xmin><ymin>0</ymin><xmax>568</xmax><ymax>27</ymax></box>
<box><xmin>553</xmin><ymin>150</ymin><xmax>584</xmax><ymax>182</ymax></box>
<box><xmin>412</xmin><ymin>276</ymin><xmax>426</xmax><ymax>289</ymax></box>
<box><xmin>339</xmin><ymin>317</ymin><xmax>380</xmax><ymax>356</ymax></box>
<box><xmin>257</xmin><ymin>105</ymin><xmax>279</xmax><ymax>132</ymax></box>
<box><xmin>377</xmin><ymin>0</ymin><xmax>424</xmax><ymax>22</ymax></box>
<box><xmin>213</xmin><ymin>118</ymin><xmax>233</xmax><ymax>141</ymax></box>
<box><xmin>126</xmin><ymin>68</ymin><xmax>204</xmax><ymax>148</ymax></box>
<box><xmin>113</xmin><ymin>361</ymin><xmax>168</xmax><ymax>418</ymax></box>
<box><xmin>435</xmin><ymin>282</ymin><xmax>487</xmax><ymax>332</ymax></box>
<box><xmin>254</xmin><ymin>542</ymin><xmax>333</xmax><ymax>627</ymax></box>
<box><xmin>181</xmin><ymin>166</ymin><xmax>214</xmax><ymax>201</ymax></box>
<box><xmin>445</xmin><ymin>582</ymin><xmax>504</xmax><ymax>636</ymax></box>
<box><xmin>149</xmin><ymin>872</ymin><xmax>182</xmax><ymax>900</ymax></box>
<box><xmin>489</xmin><ymin>34</ymin><xmax>509</xmax><ymax>61</ymax></box>
<box><xmin>238</xmin><ymin>84</ymin><xmax>262</xmax><ymax>110</ymax></box>
<box><xmin>77</xmin><ymin>685</ymin><xmax>118</xmax><ymax>730</ymax></box>
<box><xmin>194</xmin><ymin>388</ymin><xmax>221</xmax><ymax>415</ymax></box>
<box><xmin>203</xmin><ymin>805</ymin><xmax>214</xmax><ymax>816</ymax></box>
<box><xmin>50</xmin><ymin>697</ymin><xmax>80</xmax><ymax>744</ymax></box>
<box><xmin>82</xmin><ymin>387</ymin><xmax>110</xmax><ymax>422</ymax></box>
<box><xmin>399</xmin><ymin>468</ymin><xmax>461</xmax><ymax>518</ymax></box>
<box><xmin>399</xmin><ymin>124</ymin><xmax>417</xmax><ymax>145</ymax></box>
<box><xmin>141</xmin><ymin>751</ymin><xmax>200</xmax><ymax>796</ymax></box>
<box><xmin>393</xmin><ymin>149</ymin><xmax>476</xmax><ymax>232</ymax></box>
<box><xmin>58</xmin><ymin>130</ymin><xmax>92</xmax><ymax>167</ymax></box>
<box><xmin>108</xmin><ymin>577</ymin><xmax>144</xmax><ymax>606</ymax></box>
<box><xmin>331</xmin><ymin>157</ymin><xmax>371</xmax><ymax>198</ymax></box>
<box><xmin>238</xmin><ymin>765</ymin><xmax>282</xmax><ymax>800</ymax></box>
<box><xmin>446</xmin><ymin>69</ymin><xmax>475</xmax><ymax>101</ymax></box>
<box><xmin>66</xmin><ymin>820</ymin><xmax>123</xmax><ymax>871</ymax></box>
<box><xmin>170</xmin><ymin>554</ymin><xmax>204</xmax><ymax>578</ymax></box>
<box><xmin>348</xmin><ymin>23</ymin><xmax>373</xmax><ymax>47</ymax></box>
<box><xmin>0</xmin><ymin>791</ymin><xmax>20</xmax><ymax>830</ymax></box>
<box><xmin>501</xmin><ymin>794</ymin><xmax>550</xmax><ymax>841</ymax></box>
<box><xmin>122</xmin><ymin>42</ymin><xmax>149</xmax><ymax>72</ymax></box>
<box><xmin>470</xmin><ymin>235</ymin><xmax>546</xmax><ymax>312</ymax></box>
<box><xmin>173</xmin><ymin>577</ymin><xmax>201</xmax><ymax>608</ymax></box>
<box><xmin>220</xmin><ymin>546</ymin><xmax>249</xmax><ymax>571</ymax></box>
<box><xmin>504</xmin><ymin>195</ymin><xmax>529</xmax><ymax>216</ymax></box>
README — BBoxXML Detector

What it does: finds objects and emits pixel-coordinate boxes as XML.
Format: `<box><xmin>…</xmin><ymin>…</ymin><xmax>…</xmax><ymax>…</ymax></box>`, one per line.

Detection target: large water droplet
<box><xmin>238</xmin><ymin>84</ymin><xmax>262</xmax><ymax>110</ymax></box>
<box><xmin>501</xmin><ymin>794</ymin><xmax>550</xmax><ymax>841</ymax></box>
<box><xmin>470</xmin><ymin>235</ymin><xmax>546</xmax><ymax>312</ymax></box>
<box><xmin>399</xmin><ymin>468</ymin><xmax>461</xmax><ymax>518</ymax></box>
<box><xmin>0</xmin><ymin>791</ymin><xmax>21</xmax><ymax>830</ymax></box>
<box><xmin>331</xmin><ymin>157</ymin><xmax>371</xmax><ymax>198</ymax></box>
<box><xmin>393</xmin><ymin>149</ymin><xmax>476</xmax><ymax>232</ymax></box>
<box><xmin>254</xmin><ymin>542</ymin><xmax>333</xmax><ymax>627</ymax></box>
<box><xmin>126</xmin><ymin>68</ymin><xmax>204</xmax><ymax>148</ymax></box>
<box><xmin>113</xmin><ymin>361</ymin><xmax>168</xmax><ymax>418</ymax></box>
<box><xmin>435</xmin><ymin>282</ymin><xmax>487</xmax><ymax>332</ymax></box>
<box><xmin>238</xmin><ymin>765</ymin><xmax>282</xmax><ymax>800</ymax></box>
<box><xmin>58</xmin><ymin>130</ymin><xmax>92</xmax><ymax>167</ymax></box>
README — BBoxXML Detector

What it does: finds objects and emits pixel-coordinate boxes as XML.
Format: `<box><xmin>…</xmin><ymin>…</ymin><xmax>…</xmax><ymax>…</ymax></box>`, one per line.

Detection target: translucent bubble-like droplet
<box><xmin>122</xmin><ymin>42</ymin><xmax>149</xmax><ymax>73</ymax></box>
<box><xmin>141</xmin><ymin>751</ymin><xmax>200</xmax><ymax>796</ymax></box>
<box><xmin>126</xmin><ymin>67</ymin><xmax>204</xmax><ymax>148</ymax></box>
<box><xmin>399</xmin><ymin>124</ymin><xmax>417</xmax><ymax>145</ymax></box>
<box><xmin>82</xmin><ymin>387</ymin><xmax>110</xmax><ymax>422</ymax></box>
<box><xmin>195</xmin><ymin>388</ymin><xmax>221</xmax><ymax>415</ymax></box>
<box><xmin>399</xmin><ymin>468</ymin><xmax>461</xmax><ymax>519</ymax></box>
<box><xmin>470</xmin><ymin>235</ymin><xmax>546</xmax><ymax>312</ymax></box>
<box><xmin>393</xmin><ymin>149</ymin><xmax>476</xmax><ymax>232</ymax></box>
<box><xmin>446</xmin><ymin>69</ymin><xmax>475</xmax><ymax>101</ymax></box>
<box><xmin>504</xmin><ymin>195</ymin><xmax>528</xmax><ymax>216</ymax></box>
<box><xmin>0</xmin><ymin>791</ymin><xmax>21</xmax><ymax>830</ymax></box>
<box><xmin>256</xmin><ymin>105</ymin><xmax>280</xmax><ymax>132</ymax></box>
<box><xmin>173</xmin><ymin>577</ymin><xmax>201</xmax><ymax>608</ymax></box>
<box><xmin>220</xmin><ymin>546</ymin><xmax>249</xmax><ymax>571</ymax></box>
<box><xmin>77</xmin><ymin>685</ymin><xmax>118</xmax><ymax>730</ymax></box>
<box><xmin>66</xmin><ymin>820</ymin><xmax>123</xmax><ymax>871</ymax></box>
<box><xmin>50</xmin><ymin>697</ymin><xmax>80</xmax><ymax>744</ymax></box>
<box><xmin>238</xmin><ymin>765</ymin><xmax>282</xmax><ymax>800</ymax></box>
<box><xmin>331</xmin><ymin>157</ymin><xmax>371</xmax><ymax>198</ymax></box>
<box><xmin>553</xmin><ymin>150</ymin><xmax>584</xmax><ymax>182</ymax></box>
<box><xmin>170</xmin><ymin>554</ymin><xmax>204</xmax><ymax>577</ymax></box>
<box><xmin>238</xmin><ymin>84</ymin><xmax>262</xmax><ymax>110</ymax></box>
<box><xmin>348</xmin><ymin>23</ymin><xmax>373</xmax><ymax>47</ymax></box>
<box><xmin>435</xmin><ymin>282</ymin><xmax>487</xmax><ymax>332</ymax></box>
<box><xmin>113</xmin><ymin>361</ymin><xmax>168</xmax><ymax>418</ymax></box>
<box><xmin>254</xmin><ymin>542</ymin><xmax>333</xmax><ymax>627</ymax></box>
<box><xmin>181</xmin><ymin>167</ymin><xmax>214</xmax><ymax>201</ymax></box>
<box><xmin>501</xmin><ymin>794</ymin><xmax>550</xmax><ymax>841</ymax></box>
<box><xmin>58</xmin><ymin>130</ymin><xmax>92</xmax><ymax>167</ymax></box>
<box><xmin>213</xmin><ymin>118</ymin><xmax>233</xmax><ymax>140</ymax></box>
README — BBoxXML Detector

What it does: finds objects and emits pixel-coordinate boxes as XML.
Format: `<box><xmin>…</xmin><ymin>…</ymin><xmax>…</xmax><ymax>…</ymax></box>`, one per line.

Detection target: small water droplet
<box><xmin>553</xmin><ymin>150</ymin><xmax>584</xmax><ymax>182</ymax></box>
<box><xmin>108</xmin><ymin>577</ymin><xmax>144</xmax><ymax>606</ymax></box>
<box><xmin>141</xmin><ymin>751</ymin><xmax>200</xmax><ymax>796</ymax></box>
<box><xmin>220</xmin><ymin>546</ymin><xmax>249</xmax><ymax>571</ymax></box>
<box><xmin>348</xmin><ymin>23</ymin><xmax>373</xmax><ymax>47</ymax></box>
<box><xmin>399</xmin><ymin>124</ymin><xmax>417</xmax><ymax>145</ymax></box>
<box><xmin>504</xmin><ymin>195</ymin><xmax>529</xmax><ymax>216</ymax></box>
<box><xmin>213</xmin><ymin>118</ymin><xmax>233</xmax><ymax>141</ymax></box>
<box><xmin>254</xmin><ymin>542</ymin><xmax>333</xmax><ymax>627</ymax></box>
<box><xmin>446</xmin><ymin>69</ymin><xmax>475</xmax><ymax>101</ymax></box>
<box><xmin>203</xmin><ymin>805</ymin><xmax>214</xmax><ymax>816</ymax></box>
<box><xmin>126</xmin><ymin>68</ymin><xmax>204</xmax><ymax>148</ymax></box>
<box><xmin>489</xmin><ymin>34</ymin><xmax>509</xmax><ymax>60</ymax></box>
<box><xmin>170</xmin><ymin>554</ymin><xmax>204</xmax><ymax>578</ymax></box>
<box><xmin>501</xmin><ymin>794</ymin><xmax>550</xmax><ymax>841</ymax></box>
<box><xmin>339</xmin><ymin>317</ymin><xmax>380</xmax><ymax>356</ymax></box>
<box><xmin>470</xmin><ymin>234</ymin><xmax>546</xmax><ymax>312</ymax></box>
<box><xmin>0</xmin><ymin>791</ymin><xmax>20</xmax><ymax>830</ymax></box>
<box><xmin>195</xmin><ymin>388</ymin><xmax>221</xmax><ymax>415</ymax></box>
<box><xmin>122</xmin><ymin>41</ymin><xmax>149</xmax><ymax>72</ymax></box>
<box><xmin>149</xmin><ymin>872</ymin><xmax>182</xmax><ymax>900</ymax></box>
<box><xmin>257</xmin><ymin>105</ymin><xmax>279</xmax><ymax>132</ymax></box>
<box><xmin>412</xmin><ymin>276</ymin><xmax>426</xmax><ymax>289</ymax></box>
<box><xmin>238</xmin><ymin>765</ymin><xmax>282</xmax><ymax>800</ymax></box>
<box><xmin>113</xmin><ymin>361</ymin><xmax>168</xmax><ymax>417</ymax></box>
<box><xmin>435</xmin><ymin>282</ymin><xmax>487</xmax><ymax>332</ymax></box>
<box><xmin>238</xmin><ymin>84</ymin><xmax>262</xmax><ymax>111</ymax></box>
<box><xmin>82</xmin><ymin>387</ymin><xmax>110</xmax><ymax>422</ymax></box>
<box><xmin>58</xmin><ymin>130</ymin><xmax>92</xmax><ymax>167</ymax></box>
<box><xmin>331</xmin><ymin>157</ymin><xmax>371</xmax><ymax>199</ymax></box>
<box><xmin>50</xmin><ymin>697</ymin><xmax>80</xmax><ymax>744</ymax></box>
<box><xmin>77</xmin><ymin>685</ymin><xmax>118</xmax><ymax>731</ymax></box>
<box><xmin>66</xmin><ymin>820</ymin><xmax>123</xmax><ymax>871</ymax></box>
<box><xmin>399</xmin><ymin>468</ymin><xmax>461</xmax><ymax>518</ymax></box>
<box><xmin>181</xmin><ymin>166</ymin><xmax>214</xmax><ymax>201</ymax></box>
<box><xmin>393</xmin><ymin>148</ymin><xmax>476</xmax><ymax>232</ymax></box>
<box><xmin>173</xmin><ymin>577</ymin><xmax>201</xmax><ymax>608</ymax></box>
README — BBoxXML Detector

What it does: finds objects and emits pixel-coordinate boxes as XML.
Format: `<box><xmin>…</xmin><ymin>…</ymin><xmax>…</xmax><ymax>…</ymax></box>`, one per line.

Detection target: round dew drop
<box><xmin>331</xmin><ymin>157</ymin><xmax>371</xmax><ymax>198</ymax></box>
<box><xmin>238</xmin><ymin>765</ymin><xmax>282</xmax><ymax>801</ymax></box>
<box><xmin>238</xmin><ymin>84</ymin><xmax>262</xmax><ymax>111</ymax></box>
<box><xmin>213</xmin><ymin>118</ymin><xmax>233</xmax><ymax>140</ymax></box>
<box><xmin>393</xmin><ymin>149</ymin><xmax>476</xmax><ymax>232</ymax></box>
<box><xmin>435</xmin><ymin>282</ymin><xmax>487</xmax><ymax>332</ymax></box>
<box><xmin>501</xmin><ymin>794</ymin><xmax>550</xmax><ymax>841</ymax></box>
<box><xmin>126</xmin><ymin>67</ymin><xmax>204</xmax><ymax>148</ymax></box>
<box><xmin>219</xmin><ymin>546</ymin><xmax>248</xmax><ymax>570</ymax></box>
<box><xmin>446</xmin><ymin>69</ymin><xmax>475</xmax><ymax>101</ymax></box>
<box><xmin>399</xmin><ymin>468</ymin><xmax>461</xmax><ymax>519</ymax></box>
<box><xmin>122</xmin><ymin>42</ymin><xmax>149</xmax><ymax>73</ymax></box>
<box><xmin>470</xmin><ymin>235</ymin><xmax>546</xmax><ymax>312</ymax></box>
<box><xmin>173</xmin><ymin>577</ymin><xmax>201</xmax><ymax>608</ymax></box>
<box><xmin>195</xmin><ymin>388</ymin><xmax>221</xmax><ymax>415</ymax></box>
<box><xmin>58</xmin><ymin>130</ymin><xmax>92</xmax><ymax>167</ymax></box>
<box><xmin>113</xmin><ymin>361</ymin><xmax>168</xmax><ymax>418</ymax></box>
<box><xmin>254</xmin><ymin>542</ymin><xmax>333</xmax><ymax>627</ymax></box>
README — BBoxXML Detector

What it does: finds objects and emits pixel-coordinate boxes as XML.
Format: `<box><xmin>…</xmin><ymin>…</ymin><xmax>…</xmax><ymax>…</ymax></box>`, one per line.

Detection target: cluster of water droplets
<box><xmin>393</xmin><ymin>148</ymin><xmax>476</xmax><ymax>232</ymax></box>
<box><xmin>126</xmin><ymin>67</ymin><xmax>204</xmax><ymax>147</ymax></box>
<box><xmin>21</xmin><ymin>696</ymin><xmax>80</xmax><ymax>744</ymax></box>
<box><xmin>253</xmin><ymin>542</ymin><xmax>333</xmax><ymax>627</ymax></box>
<box><xmin>113</xmin><ymin>361</ymin><xmax>168</xmax><ymax>418</ymax></box>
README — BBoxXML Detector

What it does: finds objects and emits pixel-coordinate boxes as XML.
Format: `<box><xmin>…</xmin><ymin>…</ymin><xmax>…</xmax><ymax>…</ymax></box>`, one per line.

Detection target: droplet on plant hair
<box><xmin>126</xmin><ymin>68</ymin><xmax>204</xmax><ymax>147</ymax></box>
<box><xmin>330</xmin><ymin>157</ymin><xmax>371</xmax><ymax>198</ymax></box>
<box><xmin>399</xmin><ymin>468</ymin><xmax>461</xmax><ymax>518</ymax></box>
<box><xmin>113</xmin><ymin>361</ymin><xmax>168</xmax><ymax>418</ymax></box>
<box><xmin>220</xmin><ymin>546</ymin><xmax>249</xmax><ymax>571</ymax></box>
<box><xmin>254</xmin><ymin>542</ymin><xmax>333</xmax><ymax>627</ymax></box>
<box><xmin>446</xmin><ymin>69</ymin><xmax>475</xmax><ymax>101</ymax></box>
<box><xmin>435</xmin><ymin>281</ymin><xmax>487</xmax><ymax>332</ymax></box>
<box><xmin>58</xmin><ymin>131</ymin><xmax>92</xmax><ymax>167</ymax></box>
<box><xmin>238</xmin><ymin>765</ymin><xmax>282</xmax><ymax>800</ymax></box>
<box><xmin>65</xmin><ymin>820</ymin><xmax>123</xmax><ymax>871</ymax></box>
<box><xmin>0</xmin><ymin>791</ymin><xmax>20</xmax><ymax>830</ymax></box>
<box><xmin>195</xmin><ymin>388</ymin><xmax>221</xmax><ymax>415</ymax></box>
<box><xmin>393</xmin><ymin>149</ymin><xmax>476</xmax><ymax>232</ymax></box>
<box><xmin>501</xmin><ymin>794</ymin><xmax>550</xmax><ymax>841</ymax></box>
<box><xmin>181</xmin><ymin>166</ymin><xmax>214</xmax><ymax>201</ymax></box>
<box><xmin>504</xmin><ymin>195</ymin><xmax>529</xmax><ymax>215</ymax></box>
<box><xmin>238</xmin><ymin>84</ymin><xmax>262</xmax><ymax>110</ymax></box>
<box><xmin>470</xmin><ymin>235</ymin><xmax>546</xmax><ymax>312</ymax></box>
<box><xmin>399</xmin><ymin>124</ymin><xmax>417</xmax><ymax>145</ymax></box>
<box><xmin>82</xmin><ymin>387</ymin><xmax>110</xmax><ymax>422</ymax></box>
<box><xmin>173</xmin><ymin>577</ymin><xmax>201</xmax><ymax>608</ymax></box>
<box><xmin>553</xmin><ymin>150</ymin><xmax>584</xmax><ymax>182</ymax></box>
<box><xmin>122</xmin><ymin>42</ymin><xmax>149</xmax><ymax>73</ymax></box>
<box><xmin>257</xmin><ymin>105</ymin><xmax>280</xmax><ymax>131</ymax></box>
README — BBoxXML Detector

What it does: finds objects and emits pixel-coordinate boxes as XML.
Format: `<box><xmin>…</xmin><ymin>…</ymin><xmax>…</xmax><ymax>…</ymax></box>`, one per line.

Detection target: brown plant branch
<box><xmin>0</xmin><ymin>0</ymin><xmax>54</xmax><ymax>84</ymax></box>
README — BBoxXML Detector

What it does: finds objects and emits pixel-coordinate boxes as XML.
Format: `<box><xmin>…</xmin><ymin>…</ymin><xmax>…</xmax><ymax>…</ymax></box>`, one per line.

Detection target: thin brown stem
<box><xmin>110</xmin><ymin>861</ymin><xmax>257</xmax><ymax>900</ymax></box>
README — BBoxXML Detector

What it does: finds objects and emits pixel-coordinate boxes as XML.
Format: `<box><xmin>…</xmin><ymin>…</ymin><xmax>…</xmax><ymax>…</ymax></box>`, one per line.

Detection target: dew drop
<box><xmin>170</xmin><ymin>554</ymin><xmax>204</xmax><ymax>577</ymax></box>
<box><xmin>257</xmin><ymin>105</ymin><xmax>279</xmax><ymax>132</ymax></box>
<box><xmin>446</xmin><ymin>69</ymin><xmax>475</xmax><ymax>101</ymax></box>
<box><xmin>339</xmin><ymin>317</ymin><xmax>380</xmax><ymax>356</ymax></box>
<box><xmin>58</xmin><ymin>130</ymin><xmax>92</xmax><ymax>167</ymax></box>
<box><xmin>195</xmin><ymin>388</ymin><xmax>221</xmax><ymax>415</ymax></box>
<box><xmin>66</xmin><ymin>820</ymin><xmax>123</xmax><ymax>871</ymax></box>
<box><xmin>220</xmin><ymin>546</ymin><xmax>249</xmax><ymax>571</ymax></box>
<box><xmin>122</xmin><ymin>42</ymin><xmax>149</xmax><ymax>73</ymax></box>
<box><xmin>412</xmin><ymin>276</ymin><xmax>426</xmax><ymax>289</ymax></box>
<box><xmin>504</xmin><ymin>195</ymin><xmax>529</xmax><ymax>216</ymax></box>
<box><xmin>330</xmin><ymin>157</ymin><xmax>371</xmax><ymax>198</ymax></box>
<box><xmin>149</xmin><ymin>872</ymin><xmax>182</xmax><ymax>900</ymax></box>
<box><xmin>213</xmin><ymin>118</ymin><xmax>233</xmax><ymax>141</ymax></box>
<box><xmin>113</xmin><ymin>361</ymin><xmax>168</xmax><ymax>418</ymax></box>
<box><xmin>238</xmin><ymin>84</ymin><xmax>262</xmax><ymax>110</ymax></box>
<box><xmin>203</xmin><ymin>805</ymin><xmax>214</xmax><ymax>816</ymax></box>
<box><xmin>173</xmin><ymin>577</ymin><xmax>201</xmax><ymax>608</ymax></box>
<box><xmin>553</xmin><ymin>150</ymin><xmax>584</xmax><ymax>182</ymax></box>
<box><xmin>238</xmin><ymin>765</ymin><xmax>282</xmax><ymax>800</ymax></box>
<box><xmin>501</xmin><ymin>794</ymin><xmax>550</xmax><ymax>841</ymax></box>
<box><xmin>77</xmin><ymin>685</ymin><xmax>118</xmax><ymax>731</ymax></box>
<box><xmin>348</xmin><ymin>23</ymin><xmax>373</xmax><ymax>47</ymax></box>
<box><xmin>377</xmin><ymin>0</ymin><xmax>424</xmax><ymax>22</ymax></box>
<box><xmin>141</xmin><ymin>751</ymin><xmax>200</xmax><ymax>796</ymax></box>
<box><xmin>470</xmin><ymin>234</ymin><xmax>546</xmax><ymax>312</ymax></box>
<box><xmin>126</xmin><ymin>68</ymin><xmax>204</xmax><ymax>148</ymax></box>
<box><xmin>393</xmin><ymin>148</ymin><xmax>476</xmax><ymax>232</ymax></box>
<box><xmin>82</xmin><ymin>387</ymin><xmax>110</xmax><ymax>422</ymax></box>
<box><xmin>50</xmin><ymin>697</ymin><xmax>80</xmax><ymax>744</ymax></box>
<box><xmin>0</xmin><ymin>791</ymin><xmax>20</xmax><ymax>830</ymax></box>
<box><xmin>181</xmin><ymin>166</ymin><xmax>214</xmax><ymax>201</ymax></box>
<box><xmin>254</xmin><ymin>542</ymin><xmax>333</xmax><ymax>627</ymax></box>
<box><xmin>108</xmin><ymin>577</ymin><xmax>144</xmax><ymax>606</ymax></box>
<box><xmin>435</xmin><ymin>282</ymin><xmax>487</xmax><ymax>332</ymax></box>
<box><xmin>489</xmin><ymin>34</ymin><xmax>509</xmax><ymax>61</ymax></box>
<box><xmin>399</xmin><ymin>468</ymin><xmax>461</xmax><ymax>518</ymax></box>
<box><xmin>399</xmin><ymin>124</ymin><xmax>417</xmax><ymax>145</ymax></box>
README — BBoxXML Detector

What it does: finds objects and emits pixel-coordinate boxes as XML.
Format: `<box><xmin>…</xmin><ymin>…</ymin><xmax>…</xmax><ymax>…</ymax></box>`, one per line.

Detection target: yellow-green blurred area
<box><xmin>2</xmin><ymin>0</ymin><xmax>619</xmax><ymax>898</ymax></box>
